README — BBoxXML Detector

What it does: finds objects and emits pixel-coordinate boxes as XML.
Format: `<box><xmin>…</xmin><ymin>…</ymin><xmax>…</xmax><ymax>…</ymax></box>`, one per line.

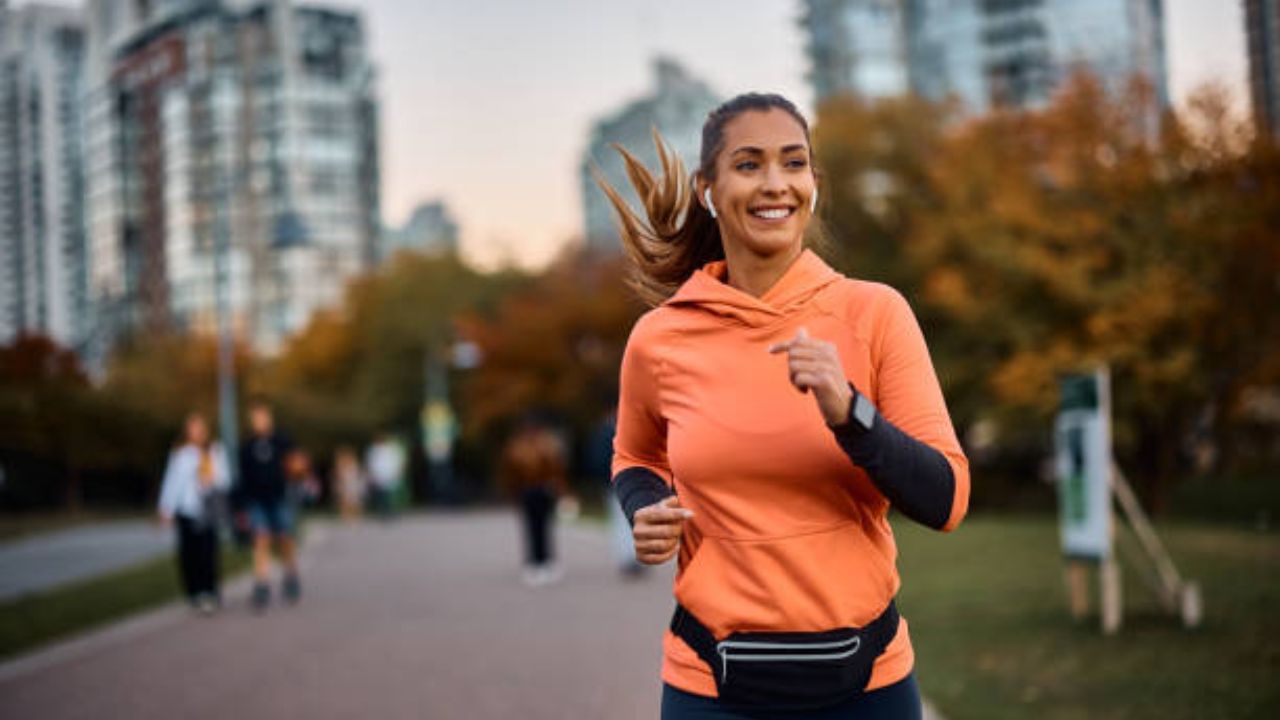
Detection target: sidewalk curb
<box><xmin>0</xmin><ymin>522</ymin><xmax>330</xmax><ymax>684</ymax></box>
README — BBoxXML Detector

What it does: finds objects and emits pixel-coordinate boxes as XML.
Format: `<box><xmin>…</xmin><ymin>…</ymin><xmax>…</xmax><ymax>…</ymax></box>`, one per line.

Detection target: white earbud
<box><xmin>703</xmin><ymin>188</ymin><xmax>718</xmax><ymax>219</ymax></box>
<box><xmin>809</xmin><ymin>189</ymin><xmax>818</xmax><ymax>214</ymax></box>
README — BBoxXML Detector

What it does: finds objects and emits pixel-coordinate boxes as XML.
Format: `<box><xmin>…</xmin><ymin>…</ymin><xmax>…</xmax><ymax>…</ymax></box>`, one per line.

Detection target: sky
<box><xmin>15</xmin><ymin>0</ymin><xmax>1250</xmax><ymax>269</ymax></box>
<box><xmin>357</xmin><ymin>0</ymin><xmax>814</xmax><ymax>269</ymax></box>
<box><xmin>355</xmin><ymin>0</ymin><xmax>1248</xmax><ymax>270</ymax></box>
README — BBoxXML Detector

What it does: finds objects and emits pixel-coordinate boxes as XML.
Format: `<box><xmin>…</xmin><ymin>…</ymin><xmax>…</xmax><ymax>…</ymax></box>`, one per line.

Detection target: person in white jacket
<box><xmin>158</xmin><ymin>413</ymin><xmax>231</xmax><ymax>614</ymax></box>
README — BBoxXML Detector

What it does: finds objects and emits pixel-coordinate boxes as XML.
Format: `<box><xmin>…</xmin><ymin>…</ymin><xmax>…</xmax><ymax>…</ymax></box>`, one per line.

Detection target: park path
<box><xmin>0</xmin><ymin>511</ymin><xmax>942</xmax><ymax>719</ymax></box>
<box><xmin>0</xmin><ymin>520</ymin><xmax>169</xmax><ymax>601</ymax></box>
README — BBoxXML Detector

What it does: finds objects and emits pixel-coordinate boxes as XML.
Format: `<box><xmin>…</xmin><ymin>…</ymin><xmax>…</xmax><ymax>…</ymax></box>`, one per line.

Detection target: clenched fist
<box><xmin>768</xmin><ymin>326</ymin><xmax>853</xmax><ymax>426</ymax></box>
<box><xmin>631</xmin><ymin>495</ymin><xmax>694</xmax><ymax>565</ymax></box>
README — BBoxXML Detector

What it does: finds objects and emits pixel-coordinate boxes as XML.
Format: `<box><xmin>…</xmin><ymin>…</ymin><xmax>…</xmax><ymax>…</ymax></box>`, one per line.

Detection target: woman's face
<box><xmin>185</xmin><ymin>415</ymin><xmax>209</xmax><ymax>445</ymax></box>
<box><xmin>702</xmin><ymin>108</ymin><xmax>816</xmax><ymax>261</ymax></box>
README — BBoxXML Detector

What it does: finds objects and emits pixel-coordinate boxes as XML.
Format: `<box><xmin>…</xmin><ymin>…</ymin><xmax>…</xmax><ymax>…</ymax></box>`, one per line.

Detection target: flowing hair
<box><xmin>593</xmin><ymin>93</ymin><xmax>815</xmax><ymax>306</ymax></box>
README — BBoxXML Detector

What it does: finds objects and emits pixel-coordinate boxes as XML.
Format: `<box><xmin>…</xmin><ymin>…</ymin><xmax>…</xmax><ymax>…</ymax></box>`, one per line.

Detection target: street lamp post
<box><xmin>420</xmin><ymin>339</ymin><xmax>481</xmax><ymax>505</ymax></box>
<box><xmin>214</xmin><ymin>154</ymin><xmax>239</xmax><ymax>484</ymax></box>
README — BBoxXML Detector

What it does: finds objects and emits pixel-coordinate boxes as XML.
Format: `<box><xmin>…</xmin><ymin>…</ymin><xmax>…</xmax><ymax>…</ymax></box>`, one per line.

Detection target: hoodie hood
<box><xmin>664</xmin><ymin>249</ymin><xmax>843</xmax><ymax>327</ymax></box>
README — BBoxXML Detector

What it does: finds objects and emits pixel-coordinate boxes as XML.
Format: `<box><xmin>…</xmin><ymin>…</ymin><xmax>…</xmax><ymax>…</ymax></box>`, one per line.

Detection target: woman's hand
<box><xmin>631</xmin><ymin>495</ymin><xmax>693</xmax><ymax>565</ymax></box>
<box><xmin>769</xmin><ymin>327</ymin><xmax>853</xmax><ymax>426</ymax></box>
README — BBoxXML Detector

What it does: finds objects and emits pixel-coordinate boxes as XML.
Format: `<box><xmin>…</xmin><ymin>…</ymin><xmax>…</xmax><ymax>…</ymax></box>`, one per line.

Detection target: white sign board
<box><xmin>1054</xmin><ymin>368</ymin><xmax>1113</xmax><ymax>560</ymax></box>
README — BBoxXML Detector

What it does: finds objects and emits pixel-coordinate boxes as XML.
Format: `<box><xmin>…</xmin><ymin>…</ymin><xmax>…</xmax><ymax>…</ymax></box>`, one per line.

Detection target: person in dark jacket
<box><xmin>236</xmin><ymin>398</ymin><xmax>301</xmax><ymax>611</ymax></box>
<box><xmin>499</xmin><ymin>416</ymin><xmax>570</xmax><ymax>587</ymax></box>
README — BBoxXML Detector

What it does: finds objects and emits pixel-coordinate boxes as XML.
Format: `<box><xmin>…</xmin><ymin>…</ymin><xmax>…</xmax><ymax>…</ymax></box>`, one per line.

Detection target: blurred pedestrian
<box><xmin>499</xmin><ymin>416</ymin><xmax>569</xmax><ymax>587</ymax></box>
<box><xmin>365</xmin><ymin>432</ymin><xmax>406</xmax><ymax>521</ymax></box>
<box><xmin>601</xmin><ymin>93</ymin><xmax>969</xmax><ymax>718</ymax></box>
<box><xmin>332</xmin><ymin>445</ymin><xmax>365</xmax><ymax>522</ymax></box>
<box><xmin>285</xmin><ymin>447</ymin><xmax>321</xmax><ymax>508</ymax></box>
<box><xmin>587</xmin><ymin>406</ymin><xmax>644</xmax><ymax>578</ymax></box>
<box><xmin>157</xmin><ymin>412</ymin><xmax>230</xmax><ymax>614</ymax></box>
<box><xmin>235</xmin><ymin>398</ymin><xmax>303</xmax><ymax>611</ymax></box>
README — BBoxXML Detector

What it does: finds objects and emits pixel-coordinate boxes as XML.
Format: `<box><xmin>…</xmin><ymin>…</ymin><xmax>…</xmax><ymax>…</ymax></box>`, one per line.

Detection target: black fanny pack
<box><xmin>669</xmin><ymin>599</ymin><xmax>899</xmax><ymax>712</ymax></box>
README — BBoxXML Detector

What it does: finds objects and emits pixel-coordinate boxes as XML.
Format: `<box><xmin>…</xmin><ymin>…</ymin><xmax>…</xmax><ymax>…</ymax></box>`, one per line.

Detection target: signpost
<box><xmin>1055</xmin><ymin>370</ymin><xmax>1113</xmax><ymax>561</ymax></box>
<box><xmin>1055</xmin><ymin>368</ymin><xmax>1120</xmax><ymax>632</ymax></box>
<box><xmin>1054</xmin><ymin>367</ymin><xmax>1202</xmax><ymax>634</ymax></box>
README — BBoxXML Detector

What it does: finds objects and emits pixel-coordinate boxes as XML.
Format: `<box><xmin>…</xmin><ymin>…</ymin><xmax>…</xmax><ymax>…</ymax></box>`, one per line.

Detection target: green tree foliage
<box><xmin>258</xmin><ymin>251</ymin><xmax>527</xmax><ymax>467</ymax></box>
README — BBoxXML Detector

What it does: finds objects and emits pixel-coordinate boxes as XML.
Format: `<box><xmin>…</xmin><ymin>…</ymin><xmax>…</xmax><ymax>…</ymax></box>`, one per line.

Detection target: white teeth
<box><xmin>752</xmin><ymin>208</ymin><xmax>791</xmax><ymax>220</ymax></box>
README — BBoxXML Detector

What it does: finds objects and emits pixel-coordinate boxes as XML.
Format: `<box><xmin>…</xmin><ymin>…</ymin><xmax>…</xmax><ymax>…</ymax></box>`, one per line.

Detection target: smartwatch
<box><xmin>849</xmin><ymin>389</ymin><xmax>876</xmax><ymax>434</ymax></box>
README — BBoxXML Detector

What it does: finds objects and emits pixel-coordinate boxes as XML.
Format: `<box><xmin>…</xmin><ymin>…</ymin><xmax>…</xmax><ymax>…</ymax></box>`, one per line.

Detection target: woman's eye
<box><xmin>786</xmin><ymin>158</ymin><xmax>809</xmax><ymax>169</ymax></box>
<box><xmin>735</xmin><ymin>161</ymin><xmax>758</xmax><ymax>171</ymax></box>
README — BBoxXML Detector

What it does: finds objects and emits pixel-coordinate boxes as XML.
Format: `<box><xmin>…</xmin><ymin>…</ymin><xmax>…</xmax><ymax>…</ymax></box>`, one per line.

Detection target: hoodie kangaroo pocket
<box><xmin>674</xmin><ymin>523</ymin><xmax>897</xmax><ymax>635</ymax></box>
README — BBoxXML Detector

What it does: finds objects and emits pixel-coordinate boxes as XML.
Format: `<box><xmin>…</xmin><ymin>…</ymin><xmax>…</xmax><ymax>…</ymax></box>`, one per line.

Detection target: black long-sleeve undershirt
<box><xmin>613</xmin><ymin>466</ymin><xmax>674</xmax><ymax>526</ymax></box>
<box><xmin>829</xmin><ymin>393</ymin><xmax>956</xmax><ymax>530</ymax></box>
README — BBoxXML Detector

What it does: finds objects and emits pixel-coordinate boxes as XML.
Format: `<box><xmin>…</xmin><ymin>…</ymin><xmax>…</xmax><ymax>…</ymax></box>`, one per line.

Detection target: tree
<box><xmin>457</xmin><ymin>248</ymin><xmax>643</xmax><ymax>483</ymax></box>
<box><xmin>814</xmin><ymin>75</ymin><xmax>1280</xmax><ymax>511</ymax></box>
<box><xmin>0</xmin><ymin>335</ymin><xmax>154</xmax><ymax>509</ymax></box>
<box><xmin>261</xmin><ymin>251</ymin><xmax>528</xmax><ymax>487</ymax></box>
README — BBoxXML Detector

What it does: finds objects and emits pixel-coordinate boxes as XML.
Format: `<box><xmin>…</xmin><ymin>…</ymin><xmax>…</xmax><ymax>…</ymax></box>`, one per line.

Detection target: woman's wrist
<box><xmin>823</xmin><ymin>382</ymin><xmax>854</xmax><ymax>427</ymax></box>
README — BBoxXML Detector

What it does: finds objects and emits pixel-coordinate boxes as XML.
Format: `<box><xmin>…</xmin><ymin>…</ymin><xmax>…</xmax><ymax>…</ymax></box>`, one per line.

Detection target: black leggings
<box><xmin>660</xmin><ymin>674</ymin><xmax>922</xmax><ymax>720</ymax></box>
<box><xmin>176</xmin><ymin>516</ymin><xmax>220</xmax><ymax>599</ymax></box>
<box><xmin>519</xmin><ymin>486</ymin><xmax>556</xmax><ymax>566</ymax></box>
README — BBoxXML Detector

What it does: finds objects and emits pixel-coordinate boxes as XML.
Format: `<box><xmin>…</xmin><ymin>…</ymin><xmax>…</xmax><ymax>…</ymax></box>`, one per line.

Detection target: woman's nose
<box><xmin>761</xmin><ymin>163</ymin><xmax>787</xmax><ymax>193</ymax></box>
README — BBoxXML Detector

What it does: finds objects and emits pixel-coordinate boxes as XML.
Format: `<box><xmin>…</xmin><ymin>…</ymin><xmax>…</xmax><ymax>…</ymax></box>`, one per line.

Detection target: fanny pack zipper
<box><xmin>715</xmin><ymin>635</ymin><xmax>862</xmax><ymax>683</ymax></box>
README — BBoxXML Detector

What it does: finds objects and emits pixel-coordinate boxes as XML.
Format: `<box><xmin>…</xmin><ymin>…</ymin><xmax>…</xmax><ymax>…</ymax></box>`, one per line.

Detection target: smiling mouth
<box><xmin>750</xmin><ymin>206</ymin><xmax>795</xmax><ymax>220</ymax></box>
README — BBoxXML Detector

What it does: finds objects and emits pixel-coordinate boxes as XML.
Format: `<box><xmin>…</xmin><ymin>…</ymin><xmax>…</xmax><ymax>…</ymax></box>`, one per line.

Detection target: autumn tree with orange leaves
<box><xmin>815</xmin><ymin>75</ymin><xmax>1280</xmax><ymax>512</ymax></box>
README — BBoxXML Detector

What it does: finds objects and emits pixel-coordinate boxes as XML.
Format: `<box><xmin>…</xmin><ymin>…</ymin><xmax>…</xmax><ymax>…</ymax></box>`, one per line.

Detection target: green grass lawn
<box><xmin>0</xmin><ymin>544</ymin><xmax>251</xmax><ymax>661</ymax></box>
<box><xmin>894</xmin><ymin>514</ymin><xmax>1279</xmax><ymax>720</ymax></box>
<box><xmin>0</xmin><ymin>510</ymin><xmax>148</xmax><ymax>542</ymax></box>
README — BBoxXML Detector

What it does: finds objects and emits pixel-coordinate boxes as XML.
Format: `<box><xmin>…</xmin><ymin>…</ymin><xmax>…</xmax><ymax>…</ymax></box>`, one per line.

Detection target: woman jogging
<box><xmin>602</xmin><ymin>93</ymin><xmax>970</xmax><ymax>719</ymax></box>
<box><xmin>157</xmin><ymin>412</ymin><xmax>230</xmax><ymax>614</ymax></box>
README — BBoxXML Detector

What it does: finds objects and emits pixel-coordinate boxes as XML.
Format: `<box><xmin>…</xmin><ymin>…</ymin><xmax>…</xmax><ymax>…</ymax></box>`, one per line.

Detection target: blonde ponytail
<box><xmin>593</xmin><ymin>129</ymin><xmax>723</xmax><ymax>307</ymax></box>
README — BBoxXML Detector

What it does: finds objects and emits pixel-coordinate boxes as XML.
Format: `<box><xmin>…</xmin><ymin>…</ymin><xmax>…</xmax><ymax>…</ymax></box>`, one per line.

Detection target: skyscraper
<box><xmin>802</xmin><ymin>0</ymin><xmax>910</xmax><ymax>102</ymax></box>
<box><xmin>580</xmin><ymin>58</ymin><xmax>720</xmax><ymax>252</ymax></box>
<box><xmin>804</xmin><ymin>0</ymin><xmax>1168</xmax><ymax>113</ymax></box>
<box><xmin>0</xmin><ymin>2</ymin><xmax>88</xmax><ymax>350</ymax></box>
<box><xmin>382</xmin><ymin>200</ymin><xmax>459</xmax><ymax>259</ymax></box>
<box><xmin>1246</xmin><ymin>0</ymin><xmax>1280</xmax><ymax>138</ymax></box>
<box><xmin>83</xmin><ymin>0</ymin><xmax>380</xmax><ymax>355</ymax></box>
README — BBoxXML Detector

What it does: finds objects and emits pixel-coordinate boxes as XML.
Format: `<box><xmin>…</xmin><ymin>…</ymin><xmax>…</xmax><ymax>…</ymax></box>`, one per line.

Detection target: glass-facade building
<box><xmin>0</xmin><ymin>2</ymin><xmax>88</xmax><ymax>350</ymax></box>
<box><xmin>1246</xmin><ymin>0</ymin><xmax>1280</xmax><ymax>138</ymax></box>
<box><xmin>805</xmin><ymin>0</ymin><xmax>1168</xmax><ymax>113</ymax></box>
<box><xmin>802</xmin><ymin>0</ymin><xmax>910</xmax><ymax>102</ymax></box>
<box><xmin>84</xmin><ymin>0</ymin><xmax>379</xmax><ymax>355</ymax></box>
<box><xmin>580</xmin><ymin>58</ymin><xmax>720</xmax><ymax>252</ymax></box>
<box><xmin>382</xmin><ymin>200</ymin><xmax>459</xmax><ymax>259</ymax></box>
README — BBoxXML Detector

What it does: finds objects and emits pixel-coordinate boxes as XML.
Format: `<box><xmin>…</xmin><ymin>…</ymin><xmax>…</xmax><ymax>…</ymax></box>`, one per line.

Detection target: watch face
<box><xmin>854</xmin><ymin>394</ymin><xmax>876</xmax><ymax>430</ymax></box>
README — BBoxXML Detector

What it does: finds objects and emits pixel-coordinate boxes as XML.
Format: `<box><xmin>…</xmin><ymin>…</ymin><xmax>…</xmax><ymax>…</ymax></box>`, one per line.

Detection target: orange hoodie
<box><xmin>612</xmin><ymin>249</ymin><xmax>969</xmax><ymax>697</ymax></box>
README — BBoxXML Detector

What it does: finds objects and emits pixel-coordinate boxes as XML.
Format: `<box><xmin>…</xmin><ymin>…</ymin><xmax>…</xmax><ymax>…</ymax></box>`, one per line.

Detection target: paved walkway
<box><xmin>0</xmin><ymin>521</ymin><xmax>171</xmax><ymax>601</ymax></box>
<box><xmin>0</xmin><ymin>512</ymin><xmax>942</xmax><ymax>719</ymax></box>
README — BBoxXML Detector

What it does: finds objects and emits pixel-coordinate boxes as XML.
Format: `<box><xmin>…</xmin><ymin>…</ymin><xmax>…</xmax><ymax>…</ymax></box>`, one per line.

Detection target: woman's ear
<box><xmin>695</xmin><ymin>174</ymin><xmax>717</xmax><ymax>219</ymax></box>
